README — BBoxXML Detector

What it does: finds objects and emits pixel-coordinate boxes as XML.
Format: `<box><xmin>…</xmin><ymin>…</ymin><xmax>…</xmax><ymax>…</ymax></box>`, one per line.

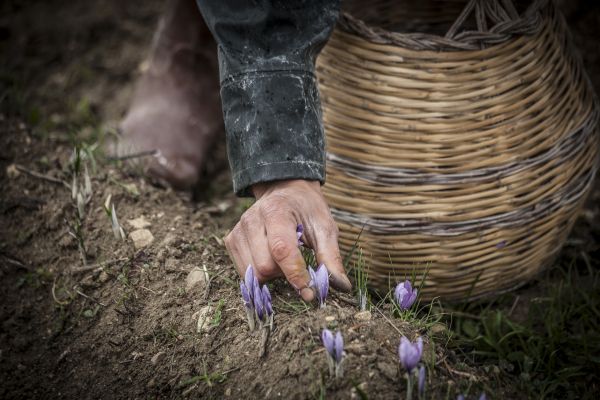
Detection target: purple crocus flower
<box><xmin>322</xmin><ymin>328</ymin><xmax>344</xmax><ymax>378</ymax></box>
<box><xmin>309</xmin><ymin>264</ymin><xmax>329</xmax><ymax>307</ymax></box>
<box><xmin>254</xmin><ymin>283</ymin><xmax>264</xmax><ymax>321</ymax></box>
<box><xmin>398</xmin><ymin>336</ymin><xmax>423</xmax><ymax>372</ymax></box>
<box><xmin>334</xmin><ymin>331</ymin><xmax>344</xmax><ymax>363</ymax></box>
<box><xmin>395</xmin><ymin>280</ymin><xmax>418</xmax><ymax>310</ymax></box>
<box><xmin>322</xmin><ymin>328</ymin><xmax>335</xmax><ymax>356</ymax></box>
<box><xmin>296</xmin><ymin>224</ymin><xmax>304</xmax><ymax>246</ymax></box>
<box><xmin>479</xmin><ymin>394</ymin><xmax>487</xmax><ymax>400</ymax></box>
<box><xmin>418</xmin><ymin>365</ymin><xmax>426</xmax><ymax>397</ymax></box>
<box><xmin>244</xmin><ymin>265</ymin><xmax>255</xmax><ymax>302</ymax></box>
<box><xmin>262</xmin><ymin>285</ymin><xmax>273</xmax><ymax>317</ymax></box>
<box><xmin>240</xmin><ymin>282</ymin><xmax>251</xmax><ymax>308</ymax></box>
<box><xmin>457</xmin><ymin>396</ymin><xmax>465</xmax><ymax>400</ymax></box>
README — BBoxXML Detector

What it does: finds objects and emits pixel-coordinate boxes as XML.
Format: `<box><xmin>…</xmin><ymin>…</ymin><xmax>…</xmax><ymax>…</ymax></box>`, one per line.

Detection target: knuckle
<box><xmin>269</xmin><ymin>238</ymin><xmax>293</xmax><ymax>262</ymax></box>
<box><xmin>239</xmin><ymin>214</ymin><xmax>252</xmax><ymax>233</ymax></box>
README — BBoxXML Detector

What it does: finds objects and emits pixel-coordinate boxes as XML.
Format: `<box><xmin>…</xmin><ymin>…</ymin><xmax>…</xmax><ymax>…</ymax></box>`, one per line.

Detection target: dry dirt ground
<box><xmin>1</xmin><ymin>1</ymin><xmax>599</xmax><ymax>399</ymax></box>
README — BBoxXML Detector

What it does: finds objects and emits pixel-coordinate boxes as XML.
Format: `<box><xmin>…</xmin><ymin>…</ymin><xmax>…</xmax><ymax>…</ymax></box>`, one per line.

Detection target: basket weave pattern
<box><xmin>317</xmin><ymin>0</ymin><xmax>599</xmax><ymax>299</ymax></box>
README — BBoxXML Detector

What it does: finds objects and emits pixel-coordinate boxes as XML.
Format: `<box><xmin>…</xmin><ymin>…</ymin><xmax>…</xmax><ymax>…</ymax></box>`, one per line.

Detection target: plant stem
<box><xmin>406</xmin><ymin>372</ymin><xmax>413</xmax><ymax>400</ymax></box>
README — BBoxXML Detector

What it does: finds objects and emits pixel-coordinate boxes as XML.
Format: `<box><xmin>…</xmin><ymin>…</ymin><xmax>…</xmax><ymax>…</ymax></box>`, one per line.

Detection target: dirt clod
<box><xmin>129</xmin><ymin>228</ymin><xmax>154</xmax><ymax>249</ymax></box>
<box><xmin>151</xmin><ymin>352</ymin><xmax>166</xmax><ymax>366</ymax></box>
<box><xmin>127</xmin><ymin>216</ymin><xmax>151</xmax><ymax>230</ymax></box>
<box><xmin>185</xmin><ymin>266</ymin><xmax>208</xmax><ymax>292</ymax></box>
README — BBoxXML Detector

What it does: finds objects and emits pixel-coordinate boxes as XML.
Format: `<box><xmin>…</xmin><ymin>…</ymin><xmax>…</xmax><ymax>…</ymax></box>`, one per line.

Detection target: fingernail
<box><xmin>331</xmin><ymin>274</ymin><xmax>352</xmax><ymax>293</ymax></box>
<box><xmin>300</xmin><ymin>287</ymin><xmax>315</xmax><ymax>302</ymax></box>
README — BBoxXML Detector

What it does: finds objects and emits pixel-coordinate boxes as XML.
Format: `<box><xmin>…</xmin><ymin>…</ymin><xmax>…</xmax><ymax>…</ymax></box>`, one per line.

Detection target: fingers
<box><xmin>223</xmin><ymin>225</ymin><xmax>255</xmax><ymax>278</ymax></box>
<box><xmin>239</xmin><ymin>210</ymin><xmax>281</xmax><ymax>282</ymax></box>
<box><xmin>261</xmin><ymin>205</ymin><xmax>314</xmax><ymax>302</ymax></box>
<box><xmin>312</xmin><ymin>218</ymin><xmax>352</xmax><ymax>293</ymax></box>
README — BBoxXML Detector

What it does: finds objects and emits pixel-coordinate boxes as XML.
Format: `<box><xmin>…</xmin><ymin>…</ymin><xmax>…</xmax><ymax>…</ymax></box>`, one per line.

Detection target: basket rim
<box><xmin>338</xmin><ymin>0</ymin><xmax>551</xmax><ymax>51</ymax></box>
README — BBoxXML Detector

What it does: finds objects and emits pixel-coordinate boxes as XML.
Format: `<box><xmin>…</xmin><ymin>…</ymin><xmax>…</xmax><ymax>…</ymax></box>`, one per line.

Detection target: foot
<box><xmin>118</xmin><ymin>0</ymin><xmax>222</xmax><ymax>189</ymax></box>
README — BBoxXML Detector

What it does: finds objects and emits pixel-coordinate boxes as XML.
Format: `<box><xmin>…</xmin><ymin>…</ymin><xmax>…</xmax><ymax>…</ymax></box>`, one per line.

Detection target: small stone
<box><xmin>127</xmin><ymin>216</ymin><xmax>151</xmax><ymax>230</ymax></box>
<box><xmin>225</xmin><ymin>388</ymin><xmax>232</xmax><ymax>396</ymax></box>
<box><xmin>130</xmin><ymin>229</ymin><xmax>154</xmax><ymax>249</ymax></box>
<box><xmin>354</xmin><ymin>311</ymin><xmax>372</xmax><ymax>321</ymax></box>
<box><xmin>196</xmin><ymin>305</ymin><xmax>214</xmax><ymax>333</ymax></box>
<box><xmin>98</xmin><ymin>271</ymin><xmax>110</xmax><ymax>283</ymax></box>
<box><xmin>164</xmin><ymin>258</ymin><xmax>179</xmax><ymax>272</ymax></box>
<box><xmin>186</xmin><ymin>266</ymin><xmax>209</xmax><ymax>292</ymax></box>
<box><xmin>325</xmin><ymin>315</ymin><xmax>336</xmax><ymax>322</ymax></box>
<box><xmin>377</xmin><ymin>361</ymin><xmax>397</xmax><ymax>381</ymax></box>
<box><xmin>430</xmin><ymin>323</ymin><xmax>446</xmax><ymax>334</ymax></box>
<box><xmin>151</xmin><ymin>351</ymin><xmax>166</xmax><ymax>365</ymax></box>
<box><xmin>6</xmin><ymin>164</ymin><xmax>20</xmax><ymax>179</ymax></box>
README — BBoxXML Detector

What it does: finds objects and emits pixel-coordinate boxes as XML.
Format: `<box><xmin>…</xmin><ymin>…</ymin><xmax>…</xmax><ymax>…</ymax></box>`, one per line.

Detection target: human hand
<box><xmin>224</xmin><ymin>179</ymin><xmax>352</xmax><ymax>301</ymax></box>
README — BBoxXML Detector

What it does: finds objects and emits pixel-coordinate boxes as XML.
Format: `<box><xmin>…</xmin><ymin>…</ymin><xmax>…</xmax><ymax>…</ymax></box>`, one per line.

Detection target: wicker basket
<box><xmin>316</xmin><ymin>0</ymin><xmax>599</xmax><ymax>300</ymax></box>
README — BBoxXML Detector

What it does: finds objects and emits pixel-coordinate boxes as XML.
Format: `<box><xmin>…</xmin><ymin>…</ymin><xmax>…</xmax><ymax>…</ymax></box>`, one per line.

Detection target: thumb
<box><xmin>314</xmin><ymin>227</ymin><xmax>352</xmax><ymax>293</ymax></box>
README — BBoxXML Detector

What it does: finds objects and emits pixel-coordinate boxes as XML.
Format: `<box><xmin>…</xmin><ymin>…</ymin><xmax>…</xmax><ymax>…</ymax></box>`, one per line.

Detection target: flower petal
<box><xmin>254</xmin><ymin>283</ymin><xmax>264</xmax><ymax>320</ymax></box>
<box><xmin>308</xmin><ymin>266</ymin><xmax>317</xmax><ymax>288</ymax></box>
<box><xmin>316</xmin><ymin>264</ymin><xmax>329</xmax><ymax>304</ymax></box>
<box><xmin>334</xmin><ymin>331</ymin><xmax>344</xmax><ymax>363</ymax></box>
<box><xmin>296</xmin><ymin>224</ymin><xmax>304</xmax><ymax>246</ymax></box>
<box><xmin>244</xmin><ymin>265</ymin><xmax>254</xmax><ymax>301</ymax></box>
<box><xmin>262</xmin><ymin>285</ymin><xmax>273</xmax><ymax>316</ymax></box>
<box><xmin>240</xmin><ymin>282</ymin><xmax>251</xmax><ymax>308</ymax></box>
<box><xmin>321</xmin><ymin>329</ymin><xmax>335</xmax><ymax>358</ymax></box>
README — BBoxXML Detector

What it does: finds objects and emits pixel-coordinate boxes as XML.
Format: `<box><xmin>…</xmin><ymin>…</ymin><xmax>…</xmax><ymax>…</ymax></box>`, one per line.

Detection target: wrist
<box><xmin>251</xmin><ymin>179</ymin><xmax>320</xmax><ymax>199</ymax></box>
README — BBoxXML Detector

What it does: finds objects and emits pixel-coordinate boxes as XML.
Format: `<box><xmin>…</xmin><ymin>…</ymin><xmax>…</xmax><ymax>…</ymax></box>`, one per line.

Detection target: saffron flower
<box><xmin>239</xmin><ymin>265</ymin><xmax>273</xmax><ymax>330</ymax></box>
<box><xmin>262</xmin><ymin>284</ymin><xmax>273</xmax><ymax>327</ymax></box>
<box><xmin>322</xmin><ymin>328</ymin><xmax>344</xmax><ymax>378</ymax></box>
<box><xmin>296</xmin><ymin>224</ymin><xmax>304</xmax><ymax>246</ymax></box>
<box><xmin>398</xmin><ymin>336</ymin><xmax>423</xmax><ymax>372</ymax></box>
<box><xmin>395</xmin><ymin>280</ymin><xmax>418</xmax><ymax>310</ymax></box>
<box><xmin>399</xmin><ymin>336</ymin><xmax>424</xmax><ymax>400</ymax></box>
<box><xmin>309</xmin><ymin>264</ymin><xmax>329</xmax><ymax>307</ymax></box>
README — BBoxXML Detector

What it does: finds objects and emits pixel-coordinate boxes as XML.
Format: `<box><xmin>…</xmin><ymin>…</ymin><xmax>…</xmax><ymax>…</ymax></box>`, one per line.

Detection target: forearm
<box><xmin>196</xmin><ymin>0</ymin><xmax>340</xmax><ymax>196</ymax></box>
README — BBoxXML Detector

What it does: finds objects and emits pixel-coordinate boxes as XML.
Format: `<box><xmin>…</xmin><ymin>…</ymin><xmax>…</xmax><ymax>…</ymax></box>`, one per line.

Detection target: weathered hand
<box><xmin>224</xmin><ymin>179</ymin><xmax>352</xmax><ymax>301</ymax></box>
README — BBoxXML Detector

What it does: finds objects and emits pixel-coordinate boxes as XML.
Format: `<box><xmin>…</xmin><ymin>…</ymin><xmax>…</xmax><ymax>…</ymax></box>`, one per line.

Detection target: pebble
<box><xmin>130</xmin><ymin>229</ymin><xmax>154</xmax><ymax>249</ymax></box>
<box><xmin>354</xmin><ymin>311</ymin><xmax>372</xmax><ymax>321</ymax></box>
<box><xmin>196</xmin><ymin>305</ymin><xmax>214</xmax><ymax>333</ymax></box>
<box><xmin>325</xmin><ymin>315</ymin><xmax>336</xmax><ymax>322</ymax></box>
<box><xmin>151</xmin><ymin>351</ymin><xmax>166</xmax><ymax>365</ymax></box>
<box><xmin>98</xmin><ymin>271</ymin><xmax>110</xmax><ymax>283</ymax></box>
<box><xmin>185</xmin><ymin>266</ymin><xmax>209</xmax><ymax>292</ymax></box>
<box><xmin>127</xmin><ymin>216</ymin><xmax>151</xmax><ymax>230</ymax></box>
<box><xmin>6</xmin><ymin>164</ymin><xmax>20</xmax><ymax>179</ymax></box>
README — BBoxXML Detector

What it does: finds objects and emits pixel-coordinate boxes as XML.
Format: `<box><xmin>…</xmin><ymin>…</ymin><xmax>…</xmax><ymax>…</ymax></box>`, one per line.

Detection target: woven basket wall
<box><xmin>316</xmin><ymin>0</ymin><xmax>599</xmax><ymax>300</ymax></box>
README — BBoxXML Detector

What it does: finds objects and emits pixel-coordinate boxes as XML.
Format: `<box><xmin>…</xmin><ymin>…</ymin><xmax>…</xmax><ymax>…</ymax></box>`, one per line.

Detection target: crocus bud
<box><xmin>321</xmin><ymin>328</ymin><xmax>345</xmax><ymax>378</ymax></box>
<box><xmin>309</xmin><ymin>264</ymin><xmax>329</xmax><ymax>307</ymax></box>
<box><xmin>398</xmin><ymin>336</ymin><xmax>423</xmax><ymax>372</ymax></box>
<box><xmin>457</xmin><ymin>396</ymin><xmax>465</xmax><ymax>400</ymax></box>
<box><xmin>254</xmin><ymin>283</ymin><xmax>264</xmax><ymax>321</ymax></box>
<box><xmin>334</xmin><ymin>331</ymin><xmax>344</xmax><ymax>364</ymax></box>
<box><xmin>240</xmin><ymin>282</ymin><xmax>251</xmax><ymax>309</ymax></box>
<box><xmin>244</xmin><ymin>265</ymin><xmax>255</xmax><ymax>302</ymax></box>
<box><xmin>296</xmin><ymin>224</ymin><xmax>304</xmax><ymax>246</ymax></box>
<box><xmin>262</xmin><ymin>285</ymin><xmax>273</xmax><ymax>317</ymax></box>
<box><xmin>394</xmin><ymin>280</ymin><xmax>418</xmax><ymax>310</ymax></box>
<box><xmin>322</xmin><ymin>328</ymin><xmax>335</xmax><ymax>356</ymax></box>
<box><xmin>478</xmin><ymin>394</ymin><xmax>487</xmax><ymax>400</ymax></box>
